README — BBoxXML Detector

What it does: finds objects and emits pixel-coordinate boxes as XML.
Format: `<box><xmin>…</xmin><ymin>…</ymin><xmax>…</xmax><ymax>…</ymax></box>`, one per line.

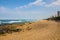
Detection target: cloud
<box><xmin>0</xmin><ymin>0</ymin><xmax>60</xmax><ymax>12</ymax></box>
<box><xmin>0</xmin><ymin>7</ymin><xmax>8</xmax><ymax>13</ymax></box>
<box><xmin>0</xmin><ymin>6</ymin><xmax>22</xmax><ymax>14</ymax></box>
<box><xmin>0</xmin><ymin>0</ymin><xmax>60</xmax><ymax>14</ymax></box>
<box><xmin>45</xmin><ymin>0</ymin><xmax>60</xmax><ymax>7</ymax></box>
<box><xmin>19</xmin><ymin>0</ymin><xmax>46</xmax><ymax>8</ymax></box>
<box><xmin>18</xmin><ymin>0</ymin><xmax>60</xmax><ymax>8</ymax></box>
<box><xmin>0</xmin><ymin>7</ymin><xmax>13</xmax><ymax>13</ymax></box>
<box><xmin>0</xmin><ymin>6</ymin><xmax>27</xmax><ymax>19</ymax></box>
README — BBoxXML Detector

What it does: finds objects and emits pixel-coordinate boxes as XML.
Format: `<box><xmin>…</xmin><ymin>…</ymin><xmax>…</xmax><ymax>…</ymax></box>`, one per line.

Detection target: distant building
<box><xmin>57</xmin><ymin>11</ymin><xmax>60</xmax><ymax>17</ymax></box>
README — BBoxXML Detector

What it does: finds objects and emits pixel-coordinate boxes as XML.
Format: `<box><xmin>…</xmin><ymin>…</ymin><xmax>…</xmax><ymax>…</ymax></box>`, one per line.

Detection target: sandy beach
<box><xmin>0</xmin><ymin>20</ymin><xmax>60</xmax><ymax>40</ymax></box>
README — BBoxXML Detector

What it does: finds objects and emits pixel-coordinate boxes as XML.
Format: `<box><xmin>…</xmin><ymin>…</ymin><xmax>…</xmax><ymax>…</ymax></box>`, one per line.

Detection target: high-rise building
<box><xmin>57</xmin><ymin>11</ymin><xmax>60</xmax><ymax>17</ymax></box>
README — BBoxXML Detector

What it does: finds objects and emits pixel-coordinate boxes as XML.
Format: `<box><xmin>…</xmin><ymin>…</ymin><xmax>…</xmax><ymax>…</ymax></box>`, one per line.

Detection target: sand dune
<box><xmin>0</xmin><ymin>20</ymin><xmax>60</xmax><ymax>40</ymax></box>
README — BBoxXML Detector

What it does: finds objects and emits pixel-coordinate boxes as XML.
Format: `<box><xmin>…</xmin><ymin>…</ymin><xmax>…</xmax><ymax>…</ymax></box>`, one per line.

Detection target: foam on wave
<box><xmin>0</xmin><ymin>20</ymin><xmax>22</xmax><ymax>24</ymax></box>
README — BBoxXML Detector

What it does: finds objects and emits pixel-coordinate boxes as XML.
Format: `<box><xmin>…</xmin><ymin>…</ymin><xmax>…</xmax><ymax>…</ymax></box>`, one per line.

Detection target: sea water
<box><xmin>0</xmin><ymin>19</ymin><xmax>36</xmax><ymax>25</ymax></box>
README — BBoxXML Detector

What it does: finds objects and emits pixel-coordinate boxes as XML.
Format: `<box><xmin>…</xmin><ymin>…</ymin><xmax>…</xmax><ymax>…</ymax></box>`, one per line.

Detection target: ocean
<box><xmin>0</xmin><ymin>19</ymin><xmax>36</xmax><ymax>25</ymax></box>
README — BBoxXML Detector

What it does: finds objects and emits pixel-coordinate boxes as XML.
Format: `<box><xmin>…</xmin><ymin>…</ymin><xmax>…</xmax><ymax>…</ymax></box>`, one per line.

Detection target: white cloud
<box><xmin>28</xmin><ymin>0</ymin><xmax>46</xmax><ymax>6</ymax></box>
<box><xmin>0</xmin><ymin>6</ymin><xmax>22</xmax><ymax>14</ymax></box>
<box><xmin>19</xmin><ymin>0</ymin><xmax>46</xmax><ymax>8</ymax></box>
<box><xmin>0</xmin><ymin>6</ymin><xmax>46</xmax><ymax>19</ymax></box>
<box><xmin>0</xmin><ymin>7</ymin><xmax>13</xmax><ymax>13</ymax></box>
<box><xmin>0</xmin><ymin>0</ymin><xmax>60</xmax><ymax>14</ymax></box>
<box><xmin>0</xmin><ymin>7</ymin><xmax>8</xmax><ymax>13</ymax></box>
<box><xmin>14</xmin><ymin>0</ymin><xmax>60</xmax><ymax>9</ymax></box>
<box><xmin>19</xmin><ymin>0</ymin><xmax>60</xmax><ymax>8</ymax></box>
<box><xmin>45</xmin><ymin>0</ymin><xmax>60</xmax><ymax>7</ymax></box>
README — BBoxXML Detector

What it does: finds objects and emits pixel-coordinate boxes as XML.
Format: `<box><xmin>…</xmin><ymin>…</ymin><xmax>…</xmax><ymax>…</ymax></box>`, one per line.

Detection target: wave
<box><xmin>8</xmin><ymin>21</ymin><xmax>22</xmax><ymax>23</ymax></box>
<box><xmin>0</xmin><ymin>19</ymin><xmax>36</xmax><ymax>25</ymax></box>
<box><xmin>0</xmin><ymin>20</ymin><xmax>23</xmax><ymax>24</ymax></box>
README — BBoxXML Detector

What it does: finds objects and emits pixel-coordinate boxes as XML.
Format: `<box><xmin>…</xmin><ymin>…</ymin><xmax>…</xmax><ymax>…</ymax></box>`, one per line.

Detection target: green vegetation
<box><xmin>46</xmin><ymin>16</ymin><xmax>60</xmax><ymax>21</ymax></box>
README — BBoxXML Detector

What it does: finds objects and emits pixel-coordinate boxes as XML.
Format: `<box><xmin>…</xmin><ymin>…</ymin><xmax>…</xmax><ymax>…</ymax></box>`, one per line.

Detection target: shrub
<box><xmin>0</xmin><ymin>29</ymin><xmax>6</xmax><ymax>34</ymax></box>
<box><xmin>0</xmin><ymin>24</ymin><xmax>23</xmax><ymax>35</ymax></box>
<box><xmin>11</xmin><ymin>28</ymin><xmax>22</xmax><ymax>32</ymax></box>
<box><xmin>26</xmin><ymin>26</ymin><xmax>32</xmax><ymax>31</ymax></box>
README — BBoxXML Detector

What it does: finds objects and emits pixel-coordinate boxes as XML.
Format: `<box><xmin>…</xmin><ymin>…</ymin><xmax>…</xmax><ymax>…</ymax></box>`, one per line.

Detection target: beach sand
<box><xmin>0</xmin><ymin>20</ymin><xmax>60</xmax><ymax>40</ymax></box>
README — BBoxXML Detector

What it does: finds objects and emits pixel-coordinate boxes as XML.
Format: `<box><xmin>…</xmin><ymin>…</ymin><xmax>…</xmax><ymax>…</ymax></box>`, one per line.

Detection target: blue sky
<box><xmin>0</xmin><ymin>0</ymin><xmax>60</xmax><ymax>20</ymax></box>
